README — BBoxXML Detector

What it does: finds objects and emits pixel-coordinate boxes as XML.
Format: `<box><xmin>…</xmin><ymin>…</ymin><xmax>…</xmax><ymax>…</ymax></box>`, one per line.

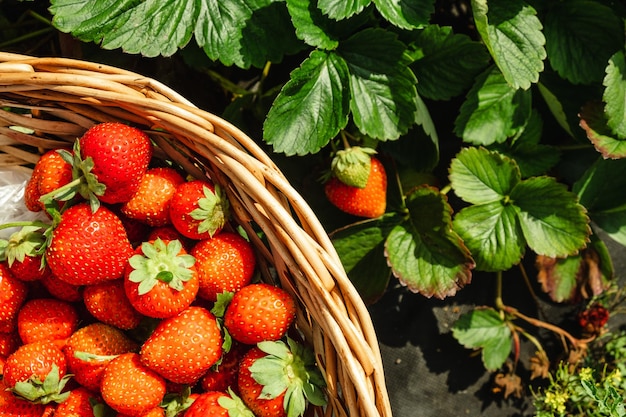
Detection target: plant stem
<box><xmin>495</xmin><ymin>270</ymin><xmax>505</xmax><ymax>311</ymax></box>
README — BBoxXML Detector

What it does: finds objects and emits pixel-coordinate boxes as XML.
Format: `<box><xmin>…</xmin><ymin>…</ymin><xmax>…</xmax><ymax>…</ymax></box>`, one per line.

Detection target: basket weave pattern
<box><xmin>0</xmin><ymin>52</ymin><xmax>392</xmax><ymax>417</ymax></box>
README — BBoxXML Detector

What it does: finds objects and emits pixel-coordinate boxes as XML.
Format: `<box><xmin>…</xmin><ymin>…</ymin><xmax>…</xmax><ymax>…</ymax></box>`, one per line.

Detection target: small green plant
<box><xmin>533</xmin><ymin>335</ymin><xmax>626</xmax><ymax>417</ymax></box>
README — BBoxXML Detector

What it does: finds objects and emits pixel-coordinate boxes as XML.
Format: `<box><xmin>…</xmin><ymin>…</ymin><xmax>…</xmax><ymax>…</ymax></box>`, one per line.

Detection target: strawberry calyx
<box><xmin>190</xmin><ymin>184</ymin><xmax>229</xmax><ymax>238</ymax></box>
<box><xmin>38</xmin><ymin>144</ymin><xmax>106</xmax><ymax>213</ymax></box>
<box><xmin>330</xmin><ymin>146</ymin><xmax>377</xmax><ymax>188</ymax></box>
<box><xmin>211</xmin><ymin>291</ymin><xmax>235</xmax><ymax>357</ymax></box>
<box><xmin>11</xmin><ymin>364</ymin><xmax>71</xmax><ymax>405</ymax></box>
<box><xmin>251</xmin><ymin>338</ymin><xmax>327</xmax><ymax>417</ymax></box>
<box><xmin>128</xmin><ymin>238</ymin><xmax>196</xmax><ymax>295</ymax></box>
<box><xmin>218</xmin><ymin>388</ymin><xmax>256</xmax><ymax>416</ymax></box>
<box><xmin>162</xmin><ymin>385</ymin><xmax>195</xmax><ymax>417</ymax></box>
<box><xmin>0</xmin><ymin>224</ymin><xmax>47</xmax><ymax>266</ymax></box>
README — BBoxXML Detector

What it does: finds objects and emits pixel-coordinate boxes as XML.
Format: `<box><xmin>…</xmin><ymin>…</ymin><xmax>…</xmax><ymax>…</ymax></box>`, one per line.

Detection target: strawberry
<box><xmin>24</xmin><ymin>149</ymin><xmax>73</xmax><ymax>212</ymax></box>
<box><xmin>0</xmin><ymin>378</ymin><xmax>47</xmax><ymax>417</ymax></box>
<box><xmin>200</xmin><ymin>341</ymin><xmax>248</xmax><ymax>393</ymax></box>
<box><xmin>184</xmin><ymin>391</ymin><xmax>230</xmax><ymax>417</ymax></box>
<box><xmin>78</xmin><ymin>122</ymin><xmax>153</xmax><ymax>205</ymax></box>
<box><xmin>169</xmin><ymin>179</ymin><xmax>229</xmax><ymax>240</ymax></box>
<box><xmin>3</xmin><ymin>340</ymin><xmax>70</xmax><ymax>404</ymax></box>
<box><xmin>140</xmin><ymin>306</ymin><xmax>222</xmax><ymax>384</ymax></box>
<box><xmin>83</xmin><ymin>279</ymin><xmax>143</xmax><ymax>330</ymax></box>
<box><xmin>223</xmin><ymin>283</ymin><xmax>296</xmax><ymax>345</ymax></box>
<box><xmin>124</xmin><ymin>239</ymin><xmax>199</xmax><ymax>319</ymax></box>
<box><xmin>0</xmin><ymin>330</ymin><xmax>20</xmax><ymax>357</ymax></box>
<box><xmin>100</xmin><ymin>352</ymin><xmax>166</xmax><ymax>416</ymax></box>
<box><xmin>53</xmin><ymin>386</ymin><xmax>99</xmax><ymax>417</ymax></box>
<box><xmin>46</xmin><ymin>202</ymin><xmax>135</xmax><ymax>286</ymax></box>
<box><xmin>117</xmin><ymin>407</ymin><xmax>165</xmax><ymax>417</ymax></box>
<box><xmin>0</xmin><ymin>263</ymin><xmax>28</xmax><ymax>333</ymax></box>
<box><xmin>63</xmin><ymin>323</ymin><xmax>139</xmax><ymax>392</ymax></box>
<box><xmin>191</xmin><ymin>232</ymin><xmax>256</xmax><ymax>302</ymax></box>
<box><xmin>324</xmin><ymin>155</ymin><xmax>387</xmax><ymax>218</ymax></box>
<box><xmin>237</xmin><ymin>340</ymin><xmax>327</xmax><ymax>417</ymax></box>
<box><xmin>40</xmin><ymin>272</ymin><xmax>83</xmax><ymax>302</ymax></box>
<box><xmin>121</xmin><ymin>167</ymin><xmax>185</xmax><ymax>227</ymax></box>
<box><xmin>17</xmin><ymin>298</ymin><xmax>79</xmax><ymax>344</ymax></box>
<box><xmin>0</xmin><ymin>225</ymin><xmax>50</xmax><ymax>282</ymax></box>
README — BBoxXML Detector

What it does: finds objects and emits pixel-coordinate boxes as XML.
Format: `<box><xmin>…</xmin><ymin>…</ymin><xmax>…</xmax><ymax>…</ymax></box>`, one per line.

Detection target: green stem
<box><xmin>439</xmin><ymin>184</ymin><xmax>452</xmax><ymax>195</ymax></box>
<box><xmin>495</xmin><ymin>270</ymin><xmax>505</xmax><ymax>311</ymax></box>
<box><xmin>0</xmin><ymin>221</ymin><xmax>49</xmax><ymax>232</ymax></box>
<box><xmin>0</xmin><ymin>27</ymin><xmax>55</xmax><ymax>49</ymax></box>
<box><xmin>38</xmin><ymin>177</ymin><xmax>82</xmax><ymax>204</ymax></box>
<box><xmin>514</xmin><ymin>324</ymin><xmax>546</xmax><ymax>354</ymax></box>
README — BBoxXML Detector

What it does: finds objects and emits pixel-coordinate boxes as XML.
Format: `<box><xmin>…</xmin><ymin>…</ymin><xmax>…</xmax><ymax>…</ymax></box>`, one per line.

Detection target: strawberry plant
<box><xmin>3</xmin><ymin>0</ymin><xmax>626</xmax><ymax>412</ymax></box>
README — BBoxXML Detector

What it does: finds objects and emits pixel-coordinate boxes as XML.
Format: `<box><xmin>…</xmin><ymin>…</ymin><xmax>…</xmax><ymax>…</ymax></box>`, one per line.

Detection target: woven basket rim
<box><xmin>0</xmin><ymin>51</ymin><xmax>392</xmax><ymax>417</ymax></box>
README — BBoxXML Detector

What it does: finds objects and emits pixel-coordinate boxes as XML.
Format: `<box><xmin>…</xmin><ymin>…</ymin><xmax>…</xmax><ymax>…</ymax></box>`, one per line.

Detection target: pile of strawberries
<box><xmin>0</xmin><ymin>123</ymin><xmax>326</xmax><ymax>416</ymax></box>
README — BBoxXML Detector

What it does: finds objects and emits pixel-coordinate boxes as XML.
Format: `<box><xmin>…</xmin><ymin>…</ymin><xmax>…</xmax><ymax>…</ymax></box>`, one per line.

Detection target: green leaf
<box><xmin>512</xmin><ymin>176</ymin><xmax>590</xmax><ymax>258</ymax></box>
<box><xmin>449</xmin><ymin>147</ymin><xmax>521</xmax><ymax>205</ymax></box>
<box><xmin>543</xmin><ymin>0</ymin><xmax>624</xmax><ymax>85</ymax></box>
<box><xmin>410</xmin><ymin>25</ymin><xmax>490</xmax><ymax>101</ymax></box>
<box><xmin>472</xmin><ymin>0</ymin><xmax>546</xmax><ymax>90</ymax></box>
<box><xmin>451</xmin><ymin>308</ymin><xmax>512</xmax><ymax>371</ymax></box>
<box><xmin>51</xmin><ymin>0</ymin><xmax>301</xmax><ymax>68</ymax></box>
<box><xmin>453</xmin><ymin>202</ymin><xmax>525</xmax><ymax>272</ymax></box>
<box><xmin>286</xmin><ymin>0</ymin><xmax>339</xmax><ymax>50</ymax></box>
<box><xmin>493</xmin><ymin>111</ymin><xmax>561</xmax><ymax>177</ymax></box>
<box><xmin>454</xmin><ymin>66</ymin><xmax>532</xmax><ymax>146</ymax></box>
<box><xmin>330</xmin><ymin>214</ymin><xmax>401</xmax><ymax>304</ymax></box>
<box><xmin>603</xmin><ymin>51</ymin><xmax>626</xmax><ymax>139</ymax></box>
<box><xmin>574</xmin><ymin>157</ymin><xmax>626</xmax><ymax>246</ymax></box>
<box><xmin>372</xmin><ymin>0</ymin><xmax>434</xmax><ymax>30</ymax></box>
<box><xmin>579</xmin><ymin>101</ymin><xmax>626</xmax><ymax>159</ymax></box>
<box><xmin>385</xmin><ymin>186</ymin><xmax>474</xmax><ymax>299</ymax></box>
<box><xmin>339</xmin><ymin>28</ymin><xmax>418</xmax><ymax>141</ymax></box>
<box><xmin>317</xmin><ymin>0</ymin><xmax>371</xmax><ymax>20</ymax></box>
<box><xmin>264</xmin><ymin>50</ymin><xmax>350</xmax><ymax>155</ymax></box>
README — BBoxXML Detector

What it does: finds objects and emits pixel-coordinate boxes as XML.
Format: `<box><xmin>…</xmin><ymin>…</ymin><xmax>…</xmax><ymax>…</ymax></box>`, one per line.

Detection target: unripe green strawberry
<box><xmin>330</xmin><ymin>146</ymin><xmax>377</xmax><ymax>188</ymax></box>
<box><xmin>324</xmin><ymin>156</ymin><xmax>387</xmax><ymax>218</ymax></box>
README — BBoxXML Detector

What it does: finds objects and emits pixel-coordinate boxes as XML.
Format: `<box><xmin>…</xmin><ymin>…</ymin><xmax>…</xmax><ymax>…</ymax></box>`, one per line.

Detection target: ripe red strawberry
<box><xmin>191</xmin><ymin>232</ymin><xmax>256</xmax><ymax>302</ymax></box>
<box><xmin>24</xmin><ymin>149</ymin><xmax>73</xmax><ymax>212</ymax></box>
<box><xmin>17</xmin><ymin>298</ymin><xmax>79</xmax><ymax>344</ymax></box>
<box><xmin>0</xmin><ymin>377</ymin><xmax>47</xmax><ymax>417</ymax></box>
<box><xmin>324</xmin><ymin>156</ymin><xmax>387</xmax><ymax>218</ymax></box>
<box><xmin>3</xmin><ymin>340</ymin><xmax>70</xmax><ymax>404</ymax></box>
<box><xmin>200</xmin><ymin>342</ymin><xmax>249</xmax><ymax>393</ymax></box>
<box><xmin>0</xmin><ymin>263</ymin><xmax>28</xmax><ymax>333</ymax></box>
<box><xmin>46</xmin><ymin>202</ymin><xmax>134</xmax><ymax>286</ymax></box>
<box><xmin>63</xmin><ymin>323</ymin><xmax>139</xmax><ymax>391</ymax></box>
<box><xmin>140</xmin><ymin>306</ymin><xmax>222</xmax><ymax>384</ymax></box>
<box><xmin>0</xmin><ymin>330</ymin><xmax>20</xmax><ymax>357</ymax></box>
<box><xmin>224</xmin><ymin>283</ymin><xmax>296</xmax><ymax>345</ymax></box>
<box><xmin>53</xmin><ymin>387</ymin><xmax>99</xmax><ymax>417</ymax></box>
<box><xmin>40</xmin><ymin>272</ymin><xmax>83</xmax><ymax>302</ymax></box>
<box><xmin>169</xmin><ymin>179</ymin><xmax>229</xmax><ymax>240</ymax></box>
<box><xmin>100</xmin><ymin>352</ymin><xmax>166</xmax><ymax>416</ymax></box>
<box><xmin>78</xmin><ymin>122</ymin><xmax>153</xmax><ymax>205</ymax></box>
<box><xmin>184</xmin><ymin>391</ymin><xmax>231</xmax><ymax>417</ymax></box>
<box><xmin>117</xmin><ymin>407</ymin><xmax>165</xmax><ymax>417</ymax></box>
<box><xmin>83</xmin><ymin>279</ymin><xmax>143</xmax><ymax>330</ymax></box>
<box><xmin>237</xmin><ymin>340</ymin><xmax>327</xmax><ymax>417</ymax></box>
<box><xmin>238</xmin><ymin>347</ymin><xmax>285</xmax><ymax>417</ymax></box>
<box><xmin>122</xmin><ymin>167</ymin><xmax>185</xmax><ymax>227</ymax></box>
<box><xmin>124</xmin><ymin>239</ymin><xmax>199</xmax><ymax>319</ymax></box>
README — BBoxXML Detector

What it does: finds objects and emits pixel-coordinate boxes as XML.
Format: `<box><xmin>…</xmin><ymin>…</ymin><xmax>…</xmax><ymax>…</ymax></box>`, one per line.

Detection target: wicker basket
<box><xmin>0</xmin><ymin>51</ymin><xmax>392</xmax><ymax>417</ymax></box>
